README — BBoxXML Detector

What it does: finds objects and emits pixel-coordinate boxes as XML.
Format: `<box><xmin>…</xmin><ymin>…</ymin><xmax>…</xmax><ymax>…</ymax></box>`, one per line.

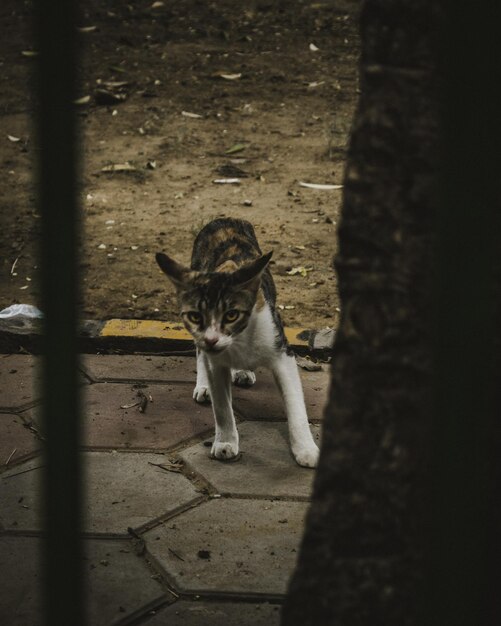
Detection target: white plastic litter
<box><xmin>0</xmin><ymin>304</ymin><xmax>43</xmax><ymax>319</ymax></box>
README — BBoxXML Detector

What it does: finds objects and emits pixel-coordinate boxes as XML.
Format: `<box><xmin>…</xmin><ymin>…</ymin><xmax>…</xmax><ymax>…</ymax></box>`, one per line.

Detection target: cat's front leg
<box><xmin>193</xmin><ymin>348</ymin><xmax>211</xmax><ymax>403</ymax></box>
<box><xmin>271</xmin><ymin>352</ymin><xmax>320</xmax><ymax>468</ymax></box>
<box><xmin>206</xmin><ymin>359</ymin><xmax>239</xmax><ymax>461</ymax></box>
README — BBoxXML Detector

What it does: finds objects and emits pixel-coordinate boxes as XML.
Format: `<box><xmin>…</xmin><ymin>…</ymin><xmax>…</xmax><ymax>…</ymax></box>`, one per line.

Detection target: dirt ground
<box><xmin>0</xmin><ymin>0</ymin><xmax>360</xmax><ymax>329</ymax></box>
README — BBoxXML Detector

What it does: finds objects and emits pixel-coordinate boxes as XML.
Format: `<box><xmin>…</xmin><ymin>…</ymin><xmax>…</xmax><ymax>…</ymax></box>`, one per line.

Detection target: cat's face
<box><xmin>156</xmin><ymin>252</ymin><xmax>272</xmax><ymax>353</ymax></box>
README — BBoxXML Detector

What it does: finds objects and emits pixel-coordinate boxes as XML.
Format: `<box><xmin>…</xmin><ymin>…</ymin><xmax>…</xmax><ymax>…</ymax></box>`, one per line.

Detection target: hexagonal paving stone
<box><xmin>145</xmin><ymin>498</ymin><xmax>309</xmax><ymax>596</ymax></box>
<box><xmin>0</xmin><ymin>456</ymin><xmax>44</xmax><ymax>532</ymax></box>
<box><xmin>79</xmin><ymin>356</ymin><xmax>330</xmax><ymax>423</ymax></box>
<box><xmin>83</xmin><ymin>451</ymin><xmax>203</xmax><ymax>533</ymax></box>
<box><xmin>0</xmin><ymin>535</ymin><xmax>166</xmax><ymax>626</ymax></box>
<box><xmin>232</xmin><ymin>366</ymin><xmax>329</xmax><ymax>422</ymax></box>
<box><xmin>0</xmin><ymin>354</ymin><xmax>89</xmax><ymax>412</ymax></box>
<box><xmin>0</xmin><ymin>412</ymin><xmax>40</xmax><ymax>465</ymax></box>
<box><xmin>0</xmin><ymin>536</ymin><xmax>41</xmax><ymax>625</ymax></box>
<box><xmin>81</xmin><ymin>354</ymin><xmax>197</xmax><ymax>383</ymax></box>
<box><xmin>144</xmin><ymin>599</ymin><xmax>281</xmax><ymax>625</ymax></box>
<box><xmin>180</xmin><ymin>421</ymin><xmax>320</xmax><ymax>498</ymax></box>
<box><xmin>0</xmin><ymin>354</ymin><xmax>40</xmax><ymax>411</ymax></box>
<box><xmin>82</xmin><ymin>382</ymin><xmax>214</xmax><ymax>450</ymax></box>
<box><xmin>0</xmin><ymin>451</ymin><xmax>202</xmax><ymax>534</ymax></box>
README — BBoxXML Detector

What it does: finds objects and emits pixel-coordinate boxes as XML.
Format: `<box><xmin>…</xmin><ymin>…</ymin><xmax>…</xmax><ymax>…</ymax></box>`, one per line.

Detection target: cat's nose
<box><xmin>204</xmin><ymin>336</ymin><xmax>219</xmax><ymax>348</ymax></box>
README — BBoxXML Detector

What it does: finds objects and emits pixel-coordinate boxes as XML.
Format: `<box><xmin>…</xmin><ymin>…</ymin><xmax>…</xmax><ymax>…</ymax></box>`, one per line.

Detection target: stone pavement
<box><xmin>0</xmin><ymin>353</ymin><xmax>329</xmax><ymax>626</ymax></box>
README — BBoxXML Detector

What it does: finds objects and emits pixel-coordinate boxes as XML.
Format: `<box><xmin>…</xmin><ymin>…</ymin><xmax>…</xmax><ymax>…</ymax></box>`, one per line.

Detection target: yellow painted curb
<box><xmin>283</xmin><ymin>327</ymin><xmax>309</xmax><ymax>348</ymax></box>
<box><xmin>101</xmin><ymin>319</ymin><xmax>309</xmax><ymax>348</ymax></box>
<box><xmin>101</xmin><ymin>319</ymin><xmax>192</xmax><ymax>340</ymax></box>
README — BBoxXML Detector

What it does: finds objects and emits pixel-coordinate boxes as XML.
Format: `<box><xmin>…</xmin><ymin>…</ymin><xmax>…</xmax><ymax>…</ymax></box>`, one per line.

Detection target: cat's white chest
<box><xmin>211</xmin><ymin>303</ymin><xmax>278</xmax><ymax>371</ymax></box>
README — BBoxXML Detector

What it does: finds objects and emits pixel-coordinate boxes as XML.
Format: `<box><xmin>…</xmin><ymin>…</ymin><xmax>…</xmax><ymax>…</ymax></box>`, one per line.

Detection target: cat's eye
<box><xmin>223</xmin><ymin>309</ymin><xmax>239</xmax><ymax>324</ymax></box>
<box><xmin>186</xmin><ymin>311</ymin><xmax>202</xmax><ymax>324</ymax></box>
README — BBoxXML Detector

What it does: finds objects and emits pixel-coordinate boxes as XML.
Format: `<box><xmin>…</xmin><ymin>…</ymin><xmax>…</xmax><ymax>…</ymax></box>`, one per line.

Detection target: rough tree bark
<box><xmin>281</xmin><ymin>1</ymin><xmax>496</xmax><ymax>625</ymax></box>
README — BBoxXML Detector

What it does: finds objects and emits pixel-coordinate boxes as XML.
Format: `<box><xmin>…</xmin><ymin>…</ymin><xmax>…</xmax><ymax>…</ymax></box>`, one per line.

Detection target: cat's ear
<box><xmin>231</xmin><ymin>251</ymin><xmax>273</xmax><ymax>289</ymax></box>
<box><xmin>155</xmin><ymin>252</ymin><xmax>190</xmax><ymax>288</ymax></box>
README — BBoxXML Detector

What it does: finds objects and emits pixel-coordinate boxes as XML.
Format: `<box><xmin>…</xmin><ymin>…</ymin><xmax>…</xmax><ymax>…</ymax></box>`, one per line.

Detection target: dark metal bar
<box><xmin>35</xmin><ymin>0</ymin><xmax>84</xmax><ymax>624</ymax></box>
<box><xmin>430</xmin><ymin>3</ymin><xmax>499</xmax><ymax>625</ymax></box>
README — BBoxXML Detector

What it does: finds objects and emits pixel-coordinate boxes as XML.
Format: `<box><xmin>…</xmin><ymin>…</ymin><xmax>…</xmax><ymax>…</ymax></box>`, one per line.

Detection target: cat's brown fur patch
<box><xmin>255</xmin><ymin>288</ymin><xmax>266</xmax><ymax>311</ymax></box>
<box><xmin>216</xmin><ymin>259</ymin><xmax>238</xmax><ymax>273</ymax></box>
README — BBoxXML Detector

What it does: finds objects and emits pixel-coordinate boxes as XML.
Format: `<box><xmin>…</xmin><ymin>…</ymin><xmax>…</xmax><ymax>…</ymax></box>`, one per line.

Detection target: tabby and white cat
<box><xmin>156</xmin><ymin>217</ymin><xmax>319</xmax><ymax>468</ymax></box>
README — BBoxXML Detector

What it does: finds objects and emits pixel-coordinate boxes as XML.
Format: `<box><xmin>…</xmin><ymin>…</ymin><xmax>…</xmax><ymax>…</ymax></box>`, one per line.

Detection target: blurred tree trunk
<box><xmin>282</xmin><ymin>1</ymin><xmax>500</xmax><ymax>625</ymax></box>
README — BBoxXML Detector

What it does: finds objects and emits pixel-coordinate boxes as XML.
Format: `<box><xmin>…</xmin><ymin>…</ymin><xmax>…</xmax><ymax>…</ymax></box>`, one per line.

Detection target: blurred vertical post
<box><xmin>35</xmin><ymin>0</ymin><xmax>84</xmax><ymax>624</ymax></box>
<box><xmin>431</xmin><ymin>2</ymin><xmax>499</xmax><ymax>625</ymax></box>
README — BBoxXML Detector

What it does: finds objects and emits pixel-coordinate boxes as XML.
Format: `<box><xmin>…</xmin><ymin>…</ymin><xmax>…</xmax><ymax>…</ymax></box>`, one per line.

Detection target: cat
<box><xmin>156</xmin><ymin>217</ymin><xmax>319</xmax><ymax>468</ymax></box>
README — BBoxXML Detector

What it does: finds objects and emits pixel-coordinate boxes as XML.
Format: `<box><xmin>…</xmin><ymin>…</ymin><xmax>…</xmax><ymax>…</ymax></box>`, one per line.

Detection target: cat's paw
<box><xmin>193</xmin><ymin>385</ymin><xmax>211</xmax><ymax>404</ymax></box>
<box><xmin>231</xmin><ymin>369</ymin><xmax>256</xmax><ymax>387</ymax></box>
<box><xmin>211</xmin><ymin>441</ymin><xmax>240</xmax><ymax>461</ymax></box>
<box><xmin>292</xmin><ymin>443</ymin><xmax>320</xmax><ymax>468</ymax></box>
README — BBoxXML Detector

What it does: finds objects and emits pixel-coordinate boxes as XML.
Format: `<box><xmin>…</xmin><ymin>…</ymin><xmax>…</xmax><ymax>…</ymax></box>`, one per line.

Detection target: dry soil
<box><xmin>0</xmin><ymin>0</ymin><xmax>360</xmax><ymax>329</ymax></box>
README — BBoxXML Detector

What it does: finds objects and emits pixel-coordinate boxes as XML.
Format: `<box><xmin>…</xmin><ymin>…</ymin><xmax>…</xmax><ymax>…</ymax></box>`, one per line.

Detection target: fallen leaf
<box><xmin>73</xmin><ymin>95</ymin><xmax>91</xmax><ymax>105</ymax></box>
<box><xmin>148</xmin><ymin>459</ymin><xmax>184</xmax><ymax>473</ymax></box>
<box><xmin>219</xmin><ymin>73</ymin><xmax>242</xmax><ymax>80</ymax></box>
<box><xmin>151</xmin><ymin>1</ymin><xmax>164</xmax><ymax>7</ymax></box>
<box><xmin>7</xmin><ymin>135</ymin><xmax>21</xmax><ymax>142</ymax></box>
<box><xmin>21</xmin><ymin>50</ymin><xmax>38</xmax><ymax>57</ymax></box>
<box><xmin>181</xmin><ymin>111</ymin><xmax>203</xmax><ymax>119</ymax></box>
<box><xmin>299</xmin><ymin>181</ymin><xmax>343</xmax><ymax>190</ymax></box>
<box><xmin>78</xmin><ymin>26</ymin><xmax>97</xmax><ymax>33</ymax></box>
<box><xmin>97</xmin><ymin>80</ymin><xmax>129</xmax><ymax>89</ymax></box>
<box><xmin>225</xmin><ymin>143</ymin><xmax>249</xmax><ymax>155</ymax></box>
<box><xmin>213</xmin><ymin>178</ymin><xmax>241</xmax><ymax>185</ymax></box>
<box><xmin>120</xmin><ymin>400</ymin><xmax>140</xmax><ymax>409</ymax></box>
<box><xmin>286</xmin><ymin>266</ymin><xmax>313</xmax><ymax>277</ymax></box>
<box><xmin>296</xmin><ymin>355</ymin><xmax>323</xmax><ymax>371</ymax></box>
<box><xmin>95</xmin><ymin>89</ymin><xmax>127</xmax><ymax>105</ymax></box>
<box><xmin>309</xmin><ymin>43</ymin><xmax>320</xmax><ymax>51</ymax></box>
<box><xmin>101</xmin><ymin>162</ymin><xmax>136</xmax><ymax>172</ymax></box>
